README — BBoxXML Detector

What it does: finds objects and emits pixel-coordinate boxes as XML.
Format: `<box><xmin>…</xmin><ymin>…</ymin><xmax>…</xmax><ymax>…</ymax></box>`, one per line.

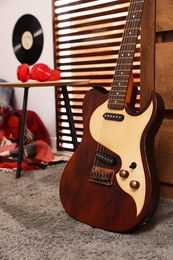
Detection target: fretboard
<box><xmin>108</xmin><ymin>0</ymin><xmax>144</xmax><ymax>110</ymax></box>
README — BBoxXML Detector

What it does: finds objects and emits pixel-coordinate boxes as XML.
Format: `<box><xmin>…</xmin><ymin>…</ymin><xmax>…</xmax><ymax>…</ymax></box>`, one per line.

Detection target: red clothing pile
<box><xmin>0</xmin><ymin>108</ymin><xmax>54</xmax><ymax>170</ymax></box>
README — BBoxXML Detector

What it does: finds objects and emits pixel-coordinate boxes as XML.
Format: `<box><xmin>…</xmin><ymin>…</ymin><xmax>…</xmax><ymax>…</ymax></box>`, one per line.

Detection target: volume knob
<box><xmin>130</xmin><ymin>180</ymin><xmax>140</xmax><ymax>189</ymax></box>
<box><xmin>119</xmin><ymin>170</ymin><xmax>129</xmax><ymax>178</ymax></box>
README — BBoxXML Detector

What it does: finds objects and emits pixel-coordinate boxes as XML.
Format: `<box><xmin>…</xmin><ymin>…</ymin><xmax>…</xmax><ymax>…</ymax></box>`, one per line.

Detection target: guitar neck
<box><xmin>108</xmin><ymin>0</ymin><xmax>144</xmax><ymax>110</ymax></box>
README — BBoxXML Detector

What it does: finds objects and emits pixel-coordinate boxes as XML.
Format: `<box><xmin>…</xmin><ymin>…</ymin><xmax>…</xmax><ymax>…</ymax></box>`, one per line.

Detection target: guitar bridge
<box><xmin>89</xmin><ymin>166</ymin><xmax>115</xmax><ymax>186</ymax></box>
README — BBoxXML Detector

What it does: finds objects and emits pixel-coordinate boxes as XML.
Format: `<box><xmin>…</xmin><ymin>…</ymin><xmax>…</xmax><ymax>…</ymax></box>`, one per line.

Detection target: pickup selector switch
<box><xmin>129</xmin><ymin>162</ymin><xmax>137</xmax><ymax>169</ymax></box>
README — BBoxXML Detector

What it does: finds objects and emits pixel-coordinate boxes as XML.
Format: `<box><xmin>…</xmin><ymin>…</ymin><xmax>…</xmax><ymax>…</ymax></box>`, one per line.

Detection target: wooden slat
<box><xmin>155</xmin><ymin>42</ymin><xmax>173</xmax><ymax>109</ymax></box>
<box><xmin>55</xmin><ymin>0</ymin><xmax>129</xmax><ymax>9</ymax></box>
<box><xmin>56</xmin><ymin>1</ymin><xmax>129</xmax><ymax>16</ymax></box>
<box><xmin>160</xmin><ymin>184</ymin><xmax>173</xmax><ymax>200</ymax></box>
<box><xmin>140</xmin><ymin>0</ymin><xmax>155</xmax><ymax>108</ymax></box>
<box><xmin>155</xmin><ymin>119</ymin><xmax>173</xmax><ymax>185</ymax></box>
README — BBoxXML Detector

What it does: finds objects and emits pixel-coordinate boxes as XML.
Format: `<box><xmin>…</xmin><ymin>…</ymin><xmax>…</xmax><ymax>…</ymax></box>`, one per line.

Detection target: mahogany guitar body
<box><xmin>59</xmin><ymin>87</ymin><xmax>164</xmax><ymax>233</ymax></box>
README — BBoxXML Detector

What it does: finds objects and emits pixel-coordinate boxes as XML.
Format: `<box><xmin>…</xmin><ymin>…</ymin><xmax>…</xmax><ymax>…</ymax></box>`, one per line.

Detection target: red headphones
<box><xmin>17</xmin><ymin>63</ymin><xmax>61</xmax><ymax>82</ymax></box>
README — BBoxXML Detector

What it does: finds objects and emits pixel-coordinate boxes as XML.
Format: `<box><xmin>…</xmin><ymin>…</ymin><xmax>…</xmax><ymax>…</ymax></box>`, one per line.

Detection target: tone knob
<box><xmin>130</xmin><ymin>180</ymin><xmax>140</xmax><ymax>189</ymax></box>
<box><xmin>119</xmin><ymin>170</ymin><xmax>129</xmax><ymax>178</ymax></box>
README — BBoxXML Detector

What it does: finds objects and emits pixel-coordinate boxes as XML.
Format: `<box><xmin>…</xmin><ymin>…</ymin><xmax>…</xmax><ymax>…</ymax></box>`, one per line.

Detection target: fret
<box><xmin>113</xmin><ymin>74</ymin><xmax>132</xmax><ymax>81</ymax></box>
<box><xmin>123</xmin><ymin>27</ymin><xmax>141</xmax><ymax>34</ymax></box>
<box><xmin>123</xmin><ymin>29</ymin><xmax>140</xmax><ymax>35</ymax></box>
<box><xmin>112</xmin><ymin>90</ymin><xmax>127</xmax><ymax>94</ymax></box>
<box><xmin>113</xmin><ymin>80</ymin><xmax>130</xmax><ymax>84</ymax></box>
<box><xmin>116</xmin><ymin>63</ymin><xmax>132</xmax><ymax>68</ymax></box>
<box><xmin>109</xmin><ymin>91</ymin><xmax>128</xmax><ymax>98</ymax></box>
<box><xmin>108</xmin><ymin>102</ymin><xmax>125</xmax><ymax>110</ymax></box>
<box><xmin>117</xmin><ymin>58</ymin><xmax>134</xmax><ymax>62</ymax></box>
<box><xmin>114</xmin><ymin>68</ymin><xmax>132</xmax><ymax>73</ymax></box>
<box><xmin>125</xmin><ymin>21</ymin><xmax>141</xmax><ymax>26</ymax></box>
<box><xmin>110</xmin><ymin>90</ymin><xmax>126</xmax><ymax>94</ymax></box>
<box><xmin>121</xmin><ymin>42</ymin><xmax>136</xmax><ymax>48</ymax></box>
<box><xmin>123</xmin><ymin>29</ymin><xmax>139</xmax><ymax>34</ymax></box>
<box><xmin>116</xmin><ymin>68</ymin><xmax>131</xmax><ymax>71</ymax></box>
<box><xmin>118</xmin><ymin>55</ymin><xmax>134</xmax><ymax>59</ymax></box>
<box><xmin>114</xmin><ymin>86</ymin><xmax>129</xmax><ymax>90</ymax></box>
<box><xmin>110</xmin><ymin>89</ymin><xmax>125</xmax><ymax>92</ymax></box>
<box><xmin>109</xmin><ymin>99</ymin><xmax>125</xmax><ymax>104</ymax></box>
<box><xmin>122</xmin><ymin>38</ymin><xmax>138</xmax><ymax>44</ymax></box>
<box><xmin>109</xmin><ymin>96</ymin><xmax>126</xmax><ymax>101</ymax></box>
<box><xmin>123</xmin><ymin>35</ymin><xmax>138</xmax><ymax>38</ymax></box>
<box><xmin>130</xmin><ymin>0</ymin><xmax>144</xmax><ymax>5</ymax></box>
<box><xmin>115</xmin><ymin>70</ymin><xmax>131</xmax><ymax>74</ymax></box>
<box><xmin>110</xmin><ymin>100</ymin><xmax>125</xmax><ymax>105</ymax></box>
<box><xmin>130</xmin><ymin>1</ymin><xmax>144</xmax><ymax>7</ymax></box>
<box><xmin>119</xmin><ymin>51</ymin><xmax>135</xmax><ymax>56</ymax></box>
<box><xmin>128</xmin><ymin>13</ymin><xmax>142</xmax><ymax>20</ymax></box>
<box><xmin>120</xmin><ymin>45</ymin><xmax>137</xmax><ymax>50</ymax></box>
<box><xmin>127</xmin><ymin>19</ymin><xmax>141</xmax><ymax>22</ymax></box>
<box><xmin>109</xmin><ymin>90</ymin><xmax>127</xmax><ymax>95</ymax></box>
<box><xmin>129</xmin><ymin>9</ymin><xmax>142</xmax><ymax>13</ymax></box>
<box><xmin>113</xmin><ymin>74</ymin><xmax>131</xmax><ymax>78</ymax></box>
<box><xmin>116</xmin><ymin>64</ymin><xmax>134</xmax><ymax>69</ymax></box>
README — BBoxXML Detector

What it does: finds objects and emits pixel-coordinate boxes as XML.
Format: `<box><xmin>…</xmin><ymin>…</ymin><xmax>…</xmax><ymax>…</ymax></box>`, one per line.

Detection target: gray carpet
<box><xmin>0</xmin><ymin>164</ymin><xmax>172</xmax><ymax>260</ymax></box>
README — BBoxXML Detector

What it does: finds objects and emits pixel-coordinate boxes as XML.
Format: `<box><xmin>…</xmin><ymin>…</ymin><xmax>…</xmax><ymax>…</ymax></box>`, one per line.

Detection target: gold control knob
<box><xmin>119</xmin><ymin>170</ymin><xmax>129</xmax><ymax>178</ymax></box>
<box><xmin>130</xmin><ymin>180</ymin><xmax>140</xmax><ymax>189</ymax></box>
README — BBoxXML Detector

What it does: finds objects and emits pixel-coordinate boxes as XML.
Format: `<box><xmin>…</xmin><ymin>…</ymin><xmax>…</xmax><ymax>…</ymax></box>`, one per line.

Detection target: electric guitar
<box><xmin>59</xmin><ymin>0</ymin><xmax>164</xmax><ymax>233</ymax></box>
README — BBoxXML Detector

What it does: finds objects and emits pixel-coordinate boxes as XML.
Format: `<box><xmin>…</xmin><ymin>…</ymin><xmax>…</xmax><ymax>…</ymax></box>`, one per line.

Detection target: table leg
<box><xmin>61</xmin><ymin>86</ymin><xmax>78</xmax><ymax>150</ymax></box>
<box><xmin>16</xmin><ymin>88</ymin><xmax>29</xmax><ymax>178</ymax></box>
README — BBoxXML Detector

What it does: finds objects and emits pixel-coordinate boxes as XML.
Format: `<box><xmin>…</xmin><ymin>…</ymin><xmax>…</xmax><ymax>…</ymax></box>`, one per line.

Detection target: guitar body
<box><xmin>60</xmin><ymin>87</ymin><xmax>164</xmax><ymax>233</ymax></box>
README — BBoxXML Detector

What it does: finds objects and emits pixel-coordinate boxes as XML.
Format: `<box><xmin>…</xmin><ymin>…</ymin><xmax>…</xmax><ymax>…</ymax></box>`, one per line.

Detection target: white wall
<box><xmin>0</xmin><ymin>0</ymin><xmax>57</xmax><ymax>150</ymax></box>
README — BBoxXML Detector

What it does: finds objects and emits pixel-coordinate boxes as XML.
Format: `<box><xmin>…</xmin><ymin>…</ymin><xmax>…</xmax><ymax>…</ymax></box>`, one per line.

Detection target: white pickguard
<box><xmin>89</xmin><ymin>100</ymin><xmax>154</xmax><ymax>216</ymax></box>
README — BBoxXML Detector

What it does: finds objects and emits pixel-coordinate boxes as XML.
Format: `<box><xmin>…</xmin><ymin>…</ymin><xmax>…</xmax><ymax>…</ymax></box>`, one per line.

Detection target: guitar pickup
<box><xmin>103</xmin><ymin>112</ymin><xmax>124</xmax><ymax>121</ymax></box>
<box><xmin>96</xmin><ymin>151</ymin><xmax>116</xmax><ymax>165</ymax></box>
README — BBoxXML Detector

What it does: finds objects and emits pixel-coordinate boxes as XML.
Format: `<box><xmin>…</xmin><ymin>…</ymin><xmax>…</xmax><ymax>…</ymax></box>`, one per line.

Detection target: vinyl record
<box><xmin>12</xmin><ymin>14</ymin><xmax>44</xmax><ymax>65</ymax></box>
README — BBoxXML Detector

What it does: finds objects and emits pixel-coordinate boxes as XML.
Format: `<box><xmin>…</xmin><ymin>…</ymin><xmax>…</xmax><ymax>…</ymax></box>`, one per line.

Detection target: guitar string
<box><xmin>92</xmin><ymin>0</ymin><xmax>143</xmax><ymax>170</ymax></box>
<box><xmin>91</xmin><ymin>0</ymin><xmax>144</xmax><ymax>174</ymax></box>
<box><xmin>110</xmin><ymin>0</ymin><xmax>144</xmax><ymax>109</ymax></box>
<box><xmin>92</xmin><ymin>2</ymin><xmax>135</xmax><ymax>171</ymax></box>
<box><xmin>104</xmin><ymin>0</ymin><xmax>142</xmax><ymax>161</ymax></box>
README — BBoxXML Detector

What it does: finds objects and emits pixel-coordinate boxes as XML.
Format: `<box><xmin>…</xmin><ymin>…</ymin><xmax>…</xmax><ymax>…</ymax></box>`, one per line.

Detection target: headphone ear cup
<box><xmin>30</xmin><ymin>63</ymin><xmax>51</xmax><ymax>81</ymax></box>
<box><xmin>30</xmin><ymin>64</ymin><xmax>40</xmax><ymax>80</ymax></box>
<box><xmin>17</xmin><ymin>64</ymin><xmax>30</xmax><ymax>82</ymax></box>
<box><xmin>49</xmin><ymin>69</ymin><xmax>61</xmax><ymax>81</ymax></box>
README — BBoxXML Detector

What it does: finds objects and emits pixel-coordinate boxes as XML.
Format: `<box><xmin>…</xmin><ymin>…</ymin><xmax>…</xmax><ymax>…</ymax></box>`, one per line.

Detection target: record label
<box><xmin>21</xmin><ymin>31</ymin><xmax>34</xmax><ymax>50</ymax></box>
<box><xmin>12</xmin><ymin>14</ymin><xmax>44</xmax><ymax>65</ymax></box>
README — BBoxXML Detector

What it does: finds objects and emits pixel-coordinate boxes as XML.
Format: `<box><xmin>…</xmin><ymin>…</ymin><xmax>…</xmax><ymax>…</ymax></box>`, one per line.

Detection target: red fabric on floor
<box><xmin>17</xmin><ymin>110</ymin><xmax>50</xmax><ymax>144</ymax></box>
<box><xmin>0</xmin><ymin>109</ymin><xmax>54</xmax><ymax>170</ymax></box>
<box><xmin>0</xmin><ymin>140</ymin><xmax>54</xmax><ymax>170</ymax></box>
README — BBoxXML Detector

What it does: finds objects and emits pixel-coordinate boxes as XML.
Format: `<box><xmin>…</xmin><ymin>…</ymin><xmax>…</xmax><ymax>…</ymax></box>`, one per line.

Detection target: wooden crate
<box><xmin>141</xmin><ymin>0</ymin><xmax>173</xmax><ymax>199</ymax></box>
